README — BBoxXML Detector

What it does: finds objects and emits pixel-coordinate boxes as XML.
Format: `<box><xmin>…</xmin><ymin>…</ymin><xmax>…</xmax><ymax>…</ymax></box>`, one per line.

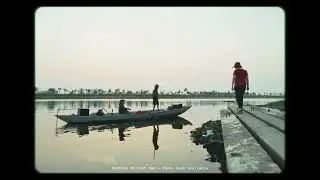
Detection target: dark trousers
<box><xmin>235</xmin><ymin>85</ymin><xmax>246</xmax><ymax>109</ymax></box>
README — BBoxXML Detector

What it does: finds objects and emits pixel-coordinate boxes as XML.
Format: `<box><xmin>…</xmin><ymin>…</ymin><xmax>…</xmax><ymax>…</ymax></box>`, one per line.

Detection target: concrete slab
<box><xmin>243</xmin><ymin>106</ymin><xmax>285</xmax><ymax>133</ymax></box>
<box><xmin>228</xmin><ymin>105</ymin><xmax>285</xmax><ymax>170</ymax></box>
<box><xmin>221</xmin><ymin>116</ymin><xmax>281</xmax><ymax>173</ymax></box>
<box><xmin>256</xmin><ymin>106</ymin><xmax>285</xmax><ymax>120</ymax></box>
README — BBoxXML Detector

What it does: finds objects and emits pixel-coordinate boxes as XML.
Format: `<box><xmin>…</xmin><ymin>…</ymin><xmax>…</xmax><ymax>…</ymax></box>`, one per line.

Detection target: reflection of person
<box><xmin>152</xmin><ymin>84</ymin><xmax>159</xmax><ymax>111</ymax></box>
<box><xmin>152</xmin><ymin>124</ymin><xmax>159</xmax><ymax>150</ymax></box>
<box><xmin>118</xmin><ymin>127</ymin><xmax>125</xmax><ymax>141</ymax></box>
<box><xmin>232</xmin><ymin>62</ymin><xmax>249</xmax><ymax>114</ymax></box>
<box><xmin>118</xmin><ymin>99</ymin><xmax>131</xmax><ymax>114</ymax></box>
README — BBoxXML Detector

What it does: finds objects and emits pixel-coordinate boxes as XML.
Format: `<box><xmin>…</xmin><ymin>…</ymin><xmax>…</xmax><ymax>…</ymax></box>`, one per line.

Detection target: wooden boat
<box><xmin>55</xmin><ymin>104</ymin><xmax>192</xmax><ymax>124</ymax></box>
<box><xmin>56</xmin><ymin>116</ymin><xmax>193</xmax><ymax>136</ymax></box>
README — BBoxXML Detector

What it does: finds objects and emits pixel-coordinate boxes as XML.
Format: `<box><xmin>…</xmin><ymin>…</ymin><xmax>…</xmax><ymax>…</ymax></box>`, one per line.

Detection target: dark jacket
<box><xmin>119</xmin><ymin>104</ymin><xmax>130</xmax><ymax>114</ymax></box>
<box><xmin>152</xmin><ymin>89</ymin><xmax>158</xmax><ymax>100</ymax></box>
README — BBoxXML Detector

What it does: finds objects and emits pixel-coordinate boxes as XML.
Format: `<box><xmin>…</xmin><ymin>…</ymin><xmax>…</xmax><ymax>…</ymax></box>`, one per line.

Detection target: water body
<box><xmin>35</xmin><ymin>98</ymin><xmax>283</xmax><ymax>173</ymax></box>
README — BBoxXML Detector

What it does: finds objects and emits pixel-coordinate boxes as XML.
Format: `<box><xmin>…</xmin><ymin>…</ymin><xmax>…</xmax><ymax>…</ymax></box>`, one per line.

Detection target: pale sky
<box><xmin>35</xmin><ymin>7</ymin><xmax>285</xmax><ymax>93</ymax></box>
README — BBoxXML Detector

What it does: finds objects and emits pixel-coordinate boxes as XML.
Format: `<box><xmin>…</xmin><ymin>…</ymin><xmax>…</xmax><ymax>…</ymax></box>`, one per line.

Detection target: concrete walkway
<box><xmin>228</xmin><ymin>105</ymin><xmax>285</xmax><ymax>171</ymax></box>
<box><xmin>256</xmin><ymin>106</ymin><xmax>285</xmax><ymax>120</ymax></box>
<box><xmin>221</xmin><ymin>115</ymin><xmax>281</xmax><ymax>173</ymax></box>
<box><xmin>243</xmin><ymin>106</ymin><xmax>285</xmax><ymax>133</ymax></box>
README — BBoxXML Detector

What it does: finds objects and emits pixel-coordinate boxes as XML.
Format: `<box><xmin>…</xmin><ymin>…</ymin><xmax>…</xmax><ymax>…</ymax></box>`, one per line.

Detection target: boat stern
<box><xmin>181</xmin><ymin>105</ymin><xmax>192</xmax><ymax>113</ymax></box>
<box><xmin>184</xmin><ymin>105</ymin><xmax>192</xmax><ymax>110</ymax></box>
<box><xmin>55</xmin><ymin>115</ymin><xmax>74</xmax><ymax>124</ymax></box>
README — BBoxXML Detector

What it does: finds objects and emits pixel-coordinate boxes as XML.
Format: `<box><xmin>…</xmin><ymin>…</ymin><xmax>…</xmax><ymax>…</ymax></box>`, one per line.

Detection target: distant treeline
<box><xmin>35</xmin><ymin>88</ymin><xmax>284</xmax><ymax>99</ymax></box>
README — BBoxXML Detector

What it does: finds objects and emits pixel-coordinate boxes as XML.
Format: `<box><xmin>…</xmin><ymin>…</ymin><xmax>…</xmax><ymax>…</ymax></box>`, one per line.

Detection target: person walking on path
<box><xmin>232</xmin><ymin>62</ymin><xmax>249</xmax><ymax>114</ymax></box>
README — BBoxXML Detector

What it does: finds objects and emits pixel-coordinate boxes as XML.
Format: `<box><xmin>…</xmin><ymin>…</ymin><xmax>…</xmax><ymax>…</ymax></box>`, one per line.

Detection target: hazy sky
<box><xmin>35</xmin><ymin>7</ymin><xmax>284</xmax><ymax>93</ymax></box>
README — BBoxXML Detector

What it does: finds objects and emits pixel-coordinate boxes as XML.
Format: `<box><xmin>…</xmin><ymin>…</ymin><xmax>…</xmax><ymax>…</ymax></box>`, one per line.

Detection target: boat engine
<box><xmin>77</xmin><ymin>108</ymin><xmax>89</xmax><ymax>116</ymax></box>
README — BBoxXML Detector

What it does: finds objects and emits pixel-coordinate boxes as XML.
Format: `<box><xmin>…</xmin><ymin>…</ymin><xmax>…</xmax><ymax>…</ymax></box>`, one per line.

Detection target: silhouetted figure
<box><xmin>152</xmin><ymin>84</ymin><xmax>159</xmax><ymax>111</ymax></box>
<box><xmin>118</xmin><ymin>99</ymin><xmax>131</xmax><ymax>114</ymax></box>
<box><xmin>77</xmin><ymin>125</ymin><xmax>89</xmax><ymax>137</ymax></box>
<box><xmin>118</xmin><ymin>127</ymin><xmax>125</xmax><ymax>141</ymax></box>
<box><xmin>96</xmin><ymin>109</ymin><xmax>104</xmax><ymax>116</ymax></box>
<box><xmin>152</xmin><ymin>124</ymin><xmax>159</xmax><ymax>150</ymax></box>
<box><xmin>232</xmin><ymin>62</ymin><xmax>249</xmax><ymax>114</ymax></box>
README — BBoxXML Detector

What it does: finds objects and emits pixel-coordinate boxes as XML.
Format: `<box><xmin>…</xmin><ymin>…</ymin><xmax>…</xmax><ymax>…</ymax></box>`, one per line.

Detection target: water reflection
<box><xmin>190</xmin><ymin>120</ymin><xmax>227</xmax><ymax>172</ymax></box>
<box><xmin>36</xmin><ymin>99</ymin><xmax>284</xmax><ymax>173</ymax></box>
<box><xmin>56</xmin><ymin>117</ymin><xmax>192</xmax><ymax>140</ymax></box>
<box><xmin>47</xmin><ymin>101</ymin><xmax>55</xmax><ymax>111</ymax></box>
<box><xmin>36</xmin><ymin>99</ymin><xmax>258</xmax><ymax>112</ymax></box>
<box><xmin>152</xmin><ymin>124</ymin><xmax>159</xmax><ymax>150</ymax></box>
<box><xmin>118</xmin><ymin>127</ymin><xmax>126</xmax><ymax>141</ymax></box>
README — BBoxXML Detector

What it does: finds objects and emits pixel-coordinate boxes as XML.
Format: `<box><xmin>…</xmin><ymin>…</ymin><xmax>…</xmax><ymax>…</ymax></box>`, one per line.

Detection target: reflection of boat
<box><xmin>55</xmin><ymin>104</ymin><xmax>192</xmax><ymax>124</ymax></box>
<box><xmin>56</xmin><ymin>117</ymin><xmax>192</xmax><ymax>136</ymax></box>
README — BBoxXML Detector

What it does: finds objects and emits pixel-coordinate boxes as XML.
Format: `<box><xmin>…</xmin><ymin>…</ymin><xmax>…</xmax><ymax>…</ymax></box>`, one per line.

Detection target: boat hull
<box><xmin>55</xmin><ymin>105</ymin><xmax>192</xmax><ymax>124</ymax></box>
<box><xmin>57</xmin><ymin>116</ymin><xmax>193</xmax><ymax>136</ymax></box>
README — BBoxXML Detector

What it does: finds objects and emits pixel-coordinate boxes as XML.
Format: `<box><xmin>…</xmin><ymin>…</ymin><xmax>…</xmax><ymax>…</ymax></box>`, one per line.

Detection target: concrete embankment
<box><xmin>221</xmin><ymin>109</ymin><xmax>281</xmax><ymax>173</ymax></box>
<box><xmin>227</xmin><ymin>105</ymin><xmax>285</xmax><ymax>171</ymax></box>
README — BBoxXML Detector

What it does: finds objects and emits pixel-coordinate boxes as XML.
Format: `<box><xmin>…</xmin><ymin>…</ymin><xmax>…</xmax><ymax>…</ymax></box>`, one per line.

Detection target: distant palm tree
<box><xmin>177</xmin><ymin>90</ymin><xmax>181</xmax><ymax>95</ymax></box>
<box><xmin>79</xmin><ymin>88</ymin><xmax>84</xmax><ymax>95</ymax></box>
<box><xmin>98</xmin><ymin>89</ymin><xmax>104</xmax><ymax>95</ymax></box>
<box><xmin>63</xmin><ymin>88</ymin><xmax>68</xmax><ymax>95</ymax></box>
<box><xmin>108</xmin><ymin>89</ymin><xmax>112</xmax><ymax>94</ymax></box>
<box><xmin>184</xmin><ymin>88</ymin><xmax>188</xmax><ymax>93</ymax></box>
<box><xmin>48</xmin><ymin>88</ymin><xmax>56</xmax><ymax>94</ymax></box>
<box><xmin>93</xmin><ymin>89</ymin><xmax>97</xmax><ymax>95</ymax></box>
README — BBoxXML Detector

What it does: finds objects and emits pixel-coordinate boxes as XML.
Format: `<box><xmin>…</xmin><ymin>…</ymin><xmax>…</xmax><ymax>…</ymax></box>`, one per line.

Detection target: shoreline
<box><xmin>260</xmin><ymin>100</ymin><xmax>285</xmax><ymax>111</ymax></box>
<box><xmin>35</xmin><ymin>95</ymin><xmax>284</xmax><ymax>100</ymax></box>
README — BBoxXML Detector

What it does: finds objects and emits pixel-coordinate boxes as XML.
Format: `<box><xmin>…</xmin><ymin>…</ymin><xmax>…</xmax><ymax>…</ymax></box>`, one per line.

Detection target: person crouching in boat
<box><xmin>118</xmin><ymin>99</ymin><xmax>131</xmax><ymax>114</ymax></box>
<box><xmin>152</xmin><ymin>84</ymin><xmax>160</xmax><ymax>111</ymax></box>
<box><xmin>96</xmin><ymin>109</ymin><xmax>104</xmax><ymax>116</ymax></box>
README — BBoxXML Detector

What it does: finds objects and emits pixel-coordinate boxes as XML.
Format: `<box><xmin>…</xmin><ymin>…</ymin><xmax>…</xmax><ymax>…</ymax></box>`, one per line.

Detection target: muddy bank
<box><xmin>190</xmin><ymin>120</ymin><xmax>227</xmax><ymax>173</ymax></box>
<box><xmin>260</xmin><ymin>100</ymin><xmax>285</xmax><ymax>111</ymax></box>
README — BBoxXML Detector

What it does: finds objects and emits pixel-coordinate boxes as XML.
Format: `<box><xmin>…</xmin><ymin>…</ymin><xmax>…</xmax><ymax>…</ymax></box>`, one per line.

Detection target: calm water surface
<box><xmin>35</xmin><ymin>98</ymin><xmax>283</xmax><ymax>173</ymax></box>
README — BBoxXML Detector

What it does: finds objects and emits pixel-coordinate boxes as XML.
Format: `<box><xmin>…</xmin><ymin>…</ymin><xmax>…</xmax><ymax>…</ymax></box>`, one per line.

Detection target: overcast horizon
<box><xmin>35</xmin><ymin>7</ymin><xmax>285</xmax><ymax>94</ymax></box>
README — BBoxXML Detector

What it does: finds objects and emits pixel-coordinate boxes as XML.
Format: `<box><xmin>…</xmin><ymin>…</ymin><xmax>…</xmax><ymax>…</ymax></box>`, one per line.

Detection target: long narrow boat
<box><xmin>56</xmin><ymin>116</ymin><xmax>193</xmax><ymax>136</ymax></box>
<box><xmin>55</xmin><ymin>104</ymin><xmax>192</xmax><ymax>124</ymax></box>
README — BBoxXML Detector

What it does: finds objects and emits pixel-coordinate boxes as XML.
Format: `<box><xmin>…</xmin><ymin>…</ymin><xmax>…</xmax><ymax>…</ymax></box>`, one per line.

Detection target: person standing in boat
<box><xmin>152</xmin><ymin>84</ymin><xmax>160</xmax><ymax>111</ymax></box>
<box><xmin>118</xmin><ymin>99</ymin><xmax>131</xmax><ymax>114</ymax></box>
<box><xmin>231</xmin><ymin>62</ymin><xmax>249</xmax><ymax>114</ymax></box>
